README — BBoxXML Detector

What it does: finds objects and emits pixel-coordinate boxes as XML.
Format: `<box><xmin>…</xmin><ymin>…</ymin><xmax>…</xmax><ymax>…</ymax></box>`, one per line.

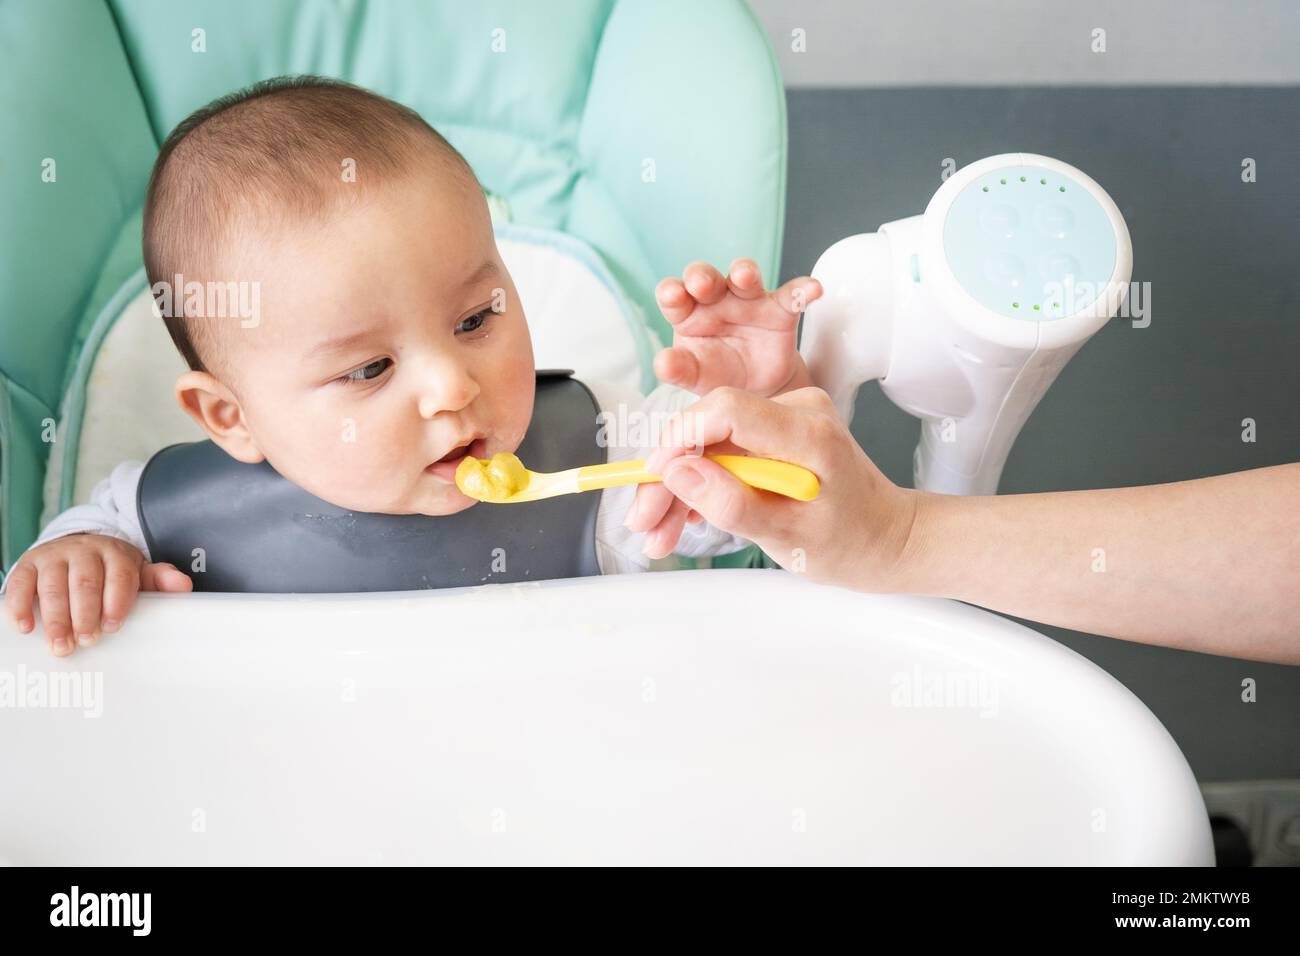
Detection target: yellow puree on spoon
<box><xmin>455</xmin><ymin>452</ymin><xmax>531</xmax><ymax>502</ymax></box>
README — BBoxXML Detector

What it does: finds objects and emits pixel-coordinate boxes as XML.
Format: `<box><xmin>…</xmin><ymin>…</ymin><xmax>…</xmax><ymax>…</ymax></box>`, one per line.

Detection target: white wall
<box><xmin>749</xmin><ymin>0</ymin><xmax>1300</xmax><ymax>86</ymax></box>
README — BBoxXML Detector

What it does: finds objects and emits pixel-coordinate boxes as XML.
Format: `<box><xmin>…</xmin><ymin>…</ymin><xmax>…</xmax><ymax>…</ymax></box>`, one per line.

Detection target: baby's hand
<box><xmin>3</xmin><ymin>534</ymin><xmax>192</xmax><ymax>656</ymax></box>
<box><xmin>653</xmin><ymin>259</ymin><xmax>823</xmax><ymax>399</ymax></box>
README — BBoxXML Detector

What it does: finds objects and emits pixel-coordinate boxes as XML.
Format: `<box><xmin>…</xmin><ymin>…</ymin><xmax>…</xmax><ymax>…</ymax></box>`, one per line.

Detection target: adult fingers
<box><xmin>641</xmin><ymin>496</ymin><xmax>693</xmax><ymax>560</ymax></box>
<box><xmin>646</xmin><ymin>386</ymin><xmax>840</xmax><ymax>478</ymax></box>
<box><xmin>661</xmin><ymin>455</ymin><xmax>800</xmax><ymax>544</ymax></box>
<box><xmin>625</xmin><ymin>479</ymin><xmax>677</xmax><ymax>534</ymax></box>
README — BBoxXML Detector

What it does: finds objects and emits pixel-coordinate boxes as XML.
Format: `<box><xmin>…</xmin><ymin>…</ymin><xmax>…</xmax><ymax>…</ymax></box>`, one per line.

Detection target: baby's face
<box><xmin>214</xmin><ymin>173</ymin><xmax>535</xmax><ymax>515</ymax></box>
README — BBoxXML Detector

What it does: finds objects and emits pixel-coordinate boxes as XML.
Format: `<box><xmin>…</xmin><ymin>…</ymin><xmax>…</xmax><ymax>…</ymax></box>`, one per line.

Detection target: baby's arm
<box><xmin>2</xmin><ymin>462</ymin><xmax>191</xmax><ymax>656</ymax></box>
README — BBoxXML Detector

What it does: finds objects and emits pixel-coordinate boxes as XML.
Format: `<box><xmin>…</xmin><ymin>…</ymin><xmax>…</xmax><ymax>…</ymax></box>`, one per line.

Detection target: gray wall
<box><xmin>755</xmin><ymin>3</ymin><xmax>1299</xmax><ymax>784</ymax></box>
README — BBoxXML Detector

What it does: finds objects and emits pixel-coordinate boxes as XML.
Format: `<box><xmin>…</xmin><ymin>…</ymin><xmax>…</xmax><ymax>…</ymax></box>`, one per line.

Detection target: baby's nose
<box><xmin>417</xmin><ymin>369</ymin><xmax>479</xmax><ymax>418</ymax></box>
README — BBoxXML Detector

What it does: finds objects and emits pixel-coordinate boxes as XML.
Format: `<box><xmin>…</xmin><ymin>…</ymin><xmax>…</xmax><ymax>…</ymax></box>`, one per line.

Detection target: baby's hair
<box><xmin>142</xmin><ymin>74</ymin><xmax>475</xmax><ymax>376</ymax></box>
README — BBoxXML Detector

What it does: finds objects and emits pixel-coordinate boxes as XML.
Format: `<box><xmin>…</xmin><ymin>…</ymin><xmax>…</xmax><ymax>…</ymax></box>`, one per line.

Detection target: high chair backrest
<box><xmin>0</xmin><ymin>0</ymin><xmax>787</xmax><ymax>569</ymax></box>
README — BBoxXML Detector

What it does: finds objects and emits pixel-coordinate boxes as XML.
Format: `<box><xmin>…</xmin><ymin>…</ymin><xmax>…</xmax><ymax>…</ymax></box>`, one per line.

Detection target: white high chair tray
<box><xmin>0</xmin><ymin>568</ymin><xmax>1212</xmax><ymax>865</ymax></box>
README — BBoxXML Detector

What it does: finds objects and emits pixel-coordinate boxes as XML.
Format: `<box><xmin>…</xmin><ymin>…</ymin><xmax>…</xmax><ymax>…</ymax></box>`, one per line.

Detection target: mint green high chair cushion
<box><xmin>0</xmin><ymin>0</ymin><xmax>786</xmax><ymax>570</ymax></box>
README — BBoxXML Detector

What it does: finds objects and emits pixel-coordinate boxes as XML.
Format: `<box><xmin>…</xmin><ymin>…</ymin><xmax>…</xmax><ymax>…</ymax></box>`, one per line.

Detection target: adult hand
<box><xmin>631</xmin><ymin>386</ymin><xmax>919</xmax><ymax>589</ymax></box>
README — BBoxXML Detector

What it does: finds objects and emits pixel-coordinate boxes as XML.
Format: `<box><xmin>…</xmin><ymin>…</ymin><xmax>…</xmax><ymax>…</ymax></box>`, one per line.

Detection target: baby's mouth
<box><xmin>426</xmin><ymin>437</ymin><xmax>488</xmax><ymax>482</ymax></box>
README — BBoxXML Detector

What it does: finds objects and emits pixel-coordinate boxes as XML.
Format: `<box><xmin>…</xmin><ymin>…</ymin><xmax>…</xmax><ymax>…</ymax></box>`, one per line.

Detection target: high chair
<box><xmin>0</xmin><ymin>0</ymin><xmax>1213</xmax><ymax>865</ymax></box>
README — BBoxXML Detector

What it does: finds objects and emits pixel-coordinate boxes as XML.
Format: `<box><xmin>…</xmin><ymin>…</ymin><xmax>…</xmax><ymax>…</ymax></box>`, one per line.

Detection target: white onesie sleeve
<box><xmin>27</xmin><ymin>461</ymin><xmax>150</xmax><ymax>560</ymax></box>
<box><xmin>584</xmin><ymin>377</ymin><xmax>753</xmax><ymax>575</ymax></box>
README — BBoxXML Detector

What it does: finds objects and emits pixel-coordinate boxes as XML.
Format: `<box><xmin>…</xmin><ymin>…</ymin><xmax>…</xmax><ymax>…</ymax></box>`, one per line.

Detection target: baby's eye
<box><xmin>342</xmin><ymin>357</ymin><xmax>392</xmax><ymax>384</ymax></box>
<box><xmin>456</xmin><ymin>309</ymin><xmax>493</xmax><ymax>335</ymax></box>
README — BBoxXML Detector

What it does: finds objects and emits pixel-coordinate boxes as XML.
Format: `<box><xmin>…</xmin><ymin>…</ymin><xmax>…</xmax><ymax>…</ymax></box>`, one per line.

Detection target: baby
<box><xmin>2</xmin><ymin>76</ymin><xmax>822</xmax><ymax>656</ymax></box>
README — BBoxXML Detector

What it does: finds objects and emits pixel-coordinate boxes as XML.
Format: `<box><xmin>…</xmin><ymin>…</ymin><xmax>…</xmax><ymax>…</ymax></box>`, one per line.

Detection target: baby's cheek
<box><xmin>340</xmin><ymin>430</ymin><xmax>407</xmax><ymax>480</ymax></box>
<box><xmin>502</xmin><ymin>362</ymin><xmax>539</xmax><ymax>440</ymax></box>
<box><xmin>496</xmin><ymin>312</ymin><xmax>536</xmax><ymax>433</ymax></box>
<box><xmin>292</xmin><ymin>416</ymin><xmax>400</xmax><ymax>494</ymax></box>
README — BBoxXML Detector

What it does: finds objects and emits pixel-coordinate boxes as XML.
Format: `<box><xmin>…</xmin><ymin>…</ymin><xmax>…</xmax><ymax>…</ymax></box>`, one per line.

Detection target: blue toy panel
<box><xmin>943</xmin><ymin>163</ymin><xmax>1117</xmax><ymax>320</ymax></box>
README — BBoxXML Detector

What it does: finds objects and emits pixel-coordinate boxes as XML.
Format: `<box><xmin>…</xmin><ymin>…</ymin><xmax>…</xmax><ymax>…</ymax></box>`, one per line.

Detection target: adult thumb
<box><xmin>661</xmin><ymin>457</ymin><xmax>770</xmax><ymax>542</ymax></box>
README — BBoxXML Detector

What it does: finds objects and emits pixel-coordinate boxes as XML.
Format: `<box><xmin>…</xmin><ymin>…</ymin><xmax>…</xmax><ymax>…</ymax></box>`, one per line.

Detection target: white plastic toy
<box><xmin>800</xmin><ymin>153</ymin><xmax>1133</xmax><ymax>495</ymax></box>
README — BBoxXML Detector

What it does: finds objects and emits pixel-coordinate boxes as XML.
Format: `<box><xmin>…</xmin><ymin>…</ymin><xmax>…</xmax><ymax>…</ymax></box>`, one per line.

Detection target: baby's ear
<box><xmin>174</xmin><ymin>371</ymin><xmax>265</xmax><ymax>464</ymax></box>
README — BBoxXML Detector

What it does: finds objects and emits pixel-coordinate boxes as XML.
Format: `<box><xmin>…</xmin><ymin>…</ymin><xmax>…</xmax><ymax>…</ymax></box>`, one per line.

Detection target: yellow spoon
<box><xmin>455</xmin><ymin>451</ymin><xmax>820</xmax><ymax>504</ymax></box>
